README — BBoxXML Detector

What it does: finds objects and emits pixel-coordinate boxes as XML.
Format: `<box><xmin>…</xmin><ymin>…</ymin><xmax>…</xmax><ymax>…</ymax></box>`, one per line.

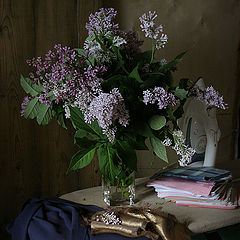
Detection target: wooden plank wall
<box><xmin>0</xmin><ymin>0</ymin><xmax>102</xmax><ymax>238</ymax></box>
<box><xmin>233</xmin><ymin>26</ymin><xmax>240</xmax><ymax>159</ymax></box>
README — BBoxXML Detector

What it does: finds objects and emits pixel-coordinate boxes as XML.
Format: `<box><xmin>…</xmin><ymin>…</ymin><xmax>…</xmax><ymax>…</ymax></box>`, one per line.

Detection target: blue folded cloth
<box><xmin>151</xmin><ymin>167</ymin><xmax>231</xmax><ymax>181</ymax></box>
<box><xmin>6</xmin><ymin>197</ymin><xmax>149</xmax><ymax>240</ymax></box>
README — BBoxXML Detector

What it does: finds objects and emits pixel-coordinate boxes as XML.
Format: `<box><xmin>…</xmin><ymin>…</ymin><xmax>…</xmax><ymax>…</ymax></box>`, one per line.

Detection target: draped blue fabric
<box><xmin>7</xmin><ymin>198</ymin><xmax>149</xmax><ymax>240</ymax></box>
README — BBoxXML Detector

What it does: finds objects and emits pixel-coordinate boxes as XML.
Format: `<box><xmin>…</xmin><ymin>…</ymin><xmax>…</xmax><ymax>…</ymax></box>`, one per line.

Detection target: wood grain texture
<box><xmin>232</xmin><ymin>25</ymin><xmax>240</xmax><ymax>159</ymax></box>
<box><xmin>75</xmin><ymin>0</ymin><xmax>103</xmax><ymax>189</ymax></box>
<box><xmin>0</xmin><ymin>0</ymin><xmax>102</xmax><ymax>238</ymax></box>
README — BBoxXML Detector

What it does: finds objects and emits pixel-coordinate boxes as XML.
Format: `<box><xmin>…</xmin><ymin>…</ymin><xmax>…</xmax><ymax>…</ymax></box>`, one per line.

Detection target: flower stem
<box><xmin>150</xmin><ymin>40</ymin><xmax>156</xmax><ymax>64</ymax></box>
<box><xmin>121</xmin><ymin>65</ymin><xmax>129</xmax><ymax>75</ymax></box>
<box><xmin>121</xmin><ymin>187</ymin><xmax>124</xmax><ymax>200</ymax></box>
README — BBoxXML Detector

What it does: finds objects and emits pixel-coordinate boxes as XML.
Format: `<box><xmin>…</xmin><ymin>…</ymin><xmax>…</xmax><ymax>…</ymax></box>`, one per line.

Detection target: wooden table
<box><xmin>61</xmin><ymin>177</ymin><xmax>240</xmax><ymax>234</ymax></box>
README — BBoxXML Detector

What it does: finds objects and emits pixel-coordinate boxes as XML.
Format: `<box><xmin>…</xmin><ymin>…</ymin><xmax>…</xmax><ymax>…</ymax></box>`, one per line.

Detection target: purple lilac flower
<box><xmin>38</xmin><ymin>93</ymin><xmax>51</xmax><ymax>106</ymax></box>
<box><xmin>191</xmin><ymin>86</ymin><xmax>227</xmax><ymax>109</ymax></box>
<box><xmin>117</xmin><ymin>30</ymin><xmax>144</xmax><ymax>57</ymax></box>
<box><xmin>82</xmin><ymin>65</ymin><xmax>106</xmax><ymax>93</ymax></box>
<box><xmin>143</xmin><ymin>87</ymin><xmax>178</xmax><ymax>110</ymax></box>
<box><xmin>20</xmin><ymin>96</ymin><xmax>31</xmax><ymax>117</ymax></box>
<box><xmin>63</xmin><ymin>65</ymin><xmax>107</xmax><ymax>117</ymax></box>
<box><xmin>139</xmin><ymin>11</ymin><xmax>168</xmax><ymax>48</ymax></box>
<box><xmin>25</xmin><ymin>44</ymin><xmax>109</xmax><ymax>123</ymax></box>
<box><xmin>26</xmin><ymin>44</ymin><xmax>82</xmax><ymax>106</ymax></box>
<box><xmin>139</xmin><ymin>11</ymin><xmax>159</xmax><ymax>38</ymax></box>
<box><xmin>84</xmin><ymin>88</ymin><xmax>130</xmax><ymax>142</ymax></box>
<box><xmin>160</xmin><ymin>58</ymin><xmax>167</xmax><ymax>65</ymax></box>
<box><xmin>86</xmin><ymin>8</ymin><xmax>118</xmax><ymax>37</ymax></box>
<box><xmin>84</xmin><ymin>8</ymin><xmax>128</xmax><ymax>64</ymax></box>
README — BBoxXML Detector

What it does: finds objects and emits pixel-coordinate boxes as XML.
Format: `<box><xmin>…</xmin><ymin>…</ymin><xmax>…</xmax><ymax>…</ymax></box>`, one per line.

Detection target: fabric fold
<box><xmin>7</xmin><ymin>197</ymin><xmax>190</xmax><ymax>240</ymax></box>
<box><xmin>90</xmin><ymin>207</ymin><xmax>190</xmax><ymax>240</ymax></box>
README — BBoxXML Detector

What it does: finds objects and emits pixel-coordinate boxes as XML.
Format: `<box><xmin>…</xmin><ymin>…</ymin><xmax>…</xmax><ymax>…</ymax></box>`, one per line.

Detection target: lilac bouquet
<box><xmin>20</xmin><ymin>8</ymin><xmax>227</xmax><ymax>187</ymax></box>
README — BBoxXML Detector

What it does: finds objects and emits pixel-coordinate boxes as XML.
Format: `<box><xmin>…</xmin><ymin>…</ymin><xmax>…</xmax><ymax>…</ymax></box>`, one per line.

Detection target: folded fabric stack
<box><xmin>147</xmin><ymin>167</ymin><xmax>239</xmax><ymax>209</ymax></box>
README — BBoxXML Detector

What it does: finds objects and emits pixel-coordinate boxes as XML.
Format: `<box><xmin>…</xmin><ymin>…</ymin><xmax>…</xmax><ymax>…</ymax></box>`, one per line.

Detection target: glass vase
<box><xmin>102</xmin><ymin>172</ymin><xmax>135</xmax><ymax>206</ymax></box>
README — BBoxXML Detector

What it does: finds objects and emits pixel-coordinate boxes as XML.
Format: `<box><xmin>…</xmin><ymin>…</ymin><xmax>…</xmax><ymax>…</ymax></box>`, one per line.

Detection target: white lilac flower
<box><xmin>100</xmin><ymin>211</ymin><xmax>122</xmax><ymax>225</ymax></box>
<box><xmin>63</xmin><ymin>104</ymin><xmax>71</xmax><ymax>119</ymax></box>
<box><xmin>162</xmin><ymin>132</ymin><xmax>195</xmax><ymax>166</ymax></box>
<box><xmin>102</xmin><ymin>127</ymin><xmax>117</xmax><ymax>143</ymax></box>
<box><xmin>112</xmin><ymin>36</ymin><xmax>127</xmax><ymax>47</ymax></box>
<box><xmin>173</xmin><ymin>130</ymin><xmax>184</xmax><ymax>138</ymax></box>
<box><xmin>156</xmin><ymin>34</ymin><xmax>168</xmax><ymax>49</ymax></box>
<box><xmin>143</xmin><ymin>89</ymin><xmax>154</xmax><ymax>104</ymax></box>
<box><xmin>72</xmin><ymin>89</ymin><xmax>94</xmax><ymax>112</ymax></box>
<box><xmin>162</xmin><ymin>138</ymin><xmax>172</xmax><ymax>147</ymax></box>
<box><xmin>172</xmin><ymin>130</ymin><xmax>196</xmax><ymax>166</ymax></box>
<box><xmin>143</xmin><ymin>87</ymin><xmax>178</xmax><ymax>110</ymax></box>
<box><xmin>84</xmin><ymin>39</ymin><xmax>113</xmax><ymax>64</ymax></box>
<box><xmin>84</xmin><ymin>88</ymin><xmax>130</xmax><ymax>142</ymax></box>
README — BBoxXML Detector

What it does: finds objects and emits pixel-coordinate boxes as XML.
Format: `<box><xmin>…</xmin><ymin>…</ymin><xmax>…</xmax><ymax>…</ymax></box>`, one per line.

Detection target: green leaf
<box><xmin>94</xmin><ymin>34</ymin><xmax>108</xmax><ymax>52</ymax></box>
<box><xmin>133</xmin><ymin>50</ymin><xmax>152</xmax><ymax>65</ymax></box>
<box><xmin>149</xmin><ymin>115</ymin><xmax>166</xmax><ymax>130</ymax></box>
<box><xmin>97</xmin><ymin>144</ymin><xmax>121</xmax><ymax>184</ymax></box>
<box><xmin>166</xmin><ymin>106</ymin><xmax>176</xmax><ymax>121</ymax></box>
<box><xmin>74</xmin><ymin>136</ymin><xmax>97</xmax><ymax>148</ymax></box>
<box><xmin>67</xmin><ymin>146</ymin><xmax>96</xmax><ymax>172</ymax></box>
<box><xmin>24</xmin><ymin>97</ymin><xmax>40</xmax><ymax>119</ymax></box>
<box><xmin>124</xmin><ymin>134</ymin><xmax>148</xmax><ymax>150</ymax></box>
<box><xmin>76</xmin><ymin>47</ymin><xmax>94</xmax><ymax>65</ymax></box>
<box><xmin>150</xmin><ymin>137</ymin><xmax>168</xmax><ymax>163</ymax></box>
<box><xmin>142</xmin><ymin>72</ymin><xmax>164</xmax><ymax>80</ymax></box>
<box><xmin>175</xmin><ymin>51</ymin><xmax>187</xmax><ymax>61</ymax></box>
<box><xmin>129</xmin><ymin>65</ymin><xmax>143</xmax><ymax>83</ymax></box>
<box><xmin>179</xmin><ymin>78</ymin><xmax>189</xmax><ymax>89</ymax></box>
<box><xmin>47</xmin><ymin>90</ymin><xmax>56</xmax><ymax>101</ymax></box>
<box><xmin>88</xmin><ymin>55</ymin><xmax>95</xmax><ymax>66</ymax></box>
<box><xmin>70</xmin><ymin>107</ymin><xmax>105</xmax><ymax>139</ymax></box>
<box><xmin>174</xmin><ymin>87</ymin><xmax>188</xmax><ymax>100</ymax></box>
<box><xmin>173</xmin><ymin>104</ymin><xmax>185</xmax><ymax>119</ymax></box>
<box><xmin>105</xmin><ymin>75</ymin><xmax>124</xmax><ymax>83</ymax></box>
<box><xmin>102</xmin><ymin>75</ymin><xmax>126</xmax><ymax>90</ymax></box>
<box><xmin>165</xmin><ymin>71</ymin><xmax>174</xmax><ymax>87</ymax></box>
<box><xmin>20</xmin><ymin>75</ymin><xmax>43</xmax><ymax>96</ymax></box>
<box><xmin>116</xmin><ymin>141</ymin><xmax>137</xmax><ymax>171</ymax></box>
<box><xmin>74</xmin><ymin>129</ymin><xmax>89</xmax><ymax>140</ymax></box>
<box><xmin>57</xmin><ymin>112</ymin><xmax>67</xmax><ymax>129</ymax></box>
<box><xmin>37</xmin><ymin>104</ymin><xmax>55</xmax><ymax>125</ymax></box>
<box><xmin>76</xmin><ymin>48</ymin><xmax>86</xmax><ymax>56</ymax></box>
<box><xmin>160</xmin><ymin>51</ymin><xmax>186</xmax><ymax>72</ymax></box>
<box><xmin>135</xmin><ymin>123</ymin><xmax>155</xmax><ymax>138</ymax></box>
<box><xmin>145</xmin><ymin>72</ymin><xmax>164</xmax><ymax>76</ymax></box>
